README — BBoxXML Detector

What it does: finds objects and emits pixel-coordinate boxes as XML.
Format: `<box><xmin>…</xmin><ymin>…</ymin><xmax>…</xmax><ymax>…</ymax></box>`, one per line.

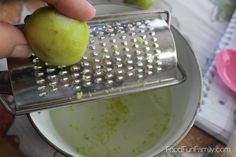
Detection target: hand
<box><xmin>0</xmin><ymin>0</ymin><xmax>96</xmax><ymax>59</ymax></box>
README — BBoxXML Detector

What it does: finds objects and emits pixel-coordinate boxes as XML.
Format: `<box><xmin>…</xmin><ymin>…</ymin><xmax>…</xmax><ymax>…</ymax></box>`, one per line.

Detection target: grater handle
<box><xmin>0</xmin><ymin>71</ymin><xmax>15</xmax><ymax>114</ymax></box>
<box><xmin>0</xmin><ymin>71</ymin><xmax>12</xmax><ymax>95</ymax></box>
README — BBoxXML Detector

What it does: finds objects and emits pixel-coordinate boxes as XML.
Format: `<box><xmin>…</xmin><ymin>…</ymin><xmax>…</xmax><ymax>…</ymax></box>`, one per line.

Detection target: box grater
<box><xmin>0</xmin><ymin>10</ymin><xmax>186</xmax><ymax>114</ymax></box>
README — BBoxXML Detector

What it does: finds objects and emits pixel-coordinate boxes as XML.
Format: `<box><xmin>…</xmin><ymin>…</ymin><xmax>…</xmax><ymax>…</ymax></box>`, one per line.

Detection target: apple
<box><xmin>124</xmin><ymin>0</ymin><xmax>154</xmax><ymax>9</ymax></box>
<box><xmin>24</xmin><ymin>6</ymin><xmax>89</xmax><ymax>66</ymax></box>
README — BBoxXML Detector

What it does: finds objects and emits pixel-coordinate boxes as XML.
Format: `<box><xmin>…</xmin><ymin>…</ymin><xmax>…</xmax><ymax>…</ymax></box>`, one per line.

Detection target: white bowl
<box><xmin>29</xmin><ymin>4</ymin><xmax>202</xmax><ymax>157</ymax></box>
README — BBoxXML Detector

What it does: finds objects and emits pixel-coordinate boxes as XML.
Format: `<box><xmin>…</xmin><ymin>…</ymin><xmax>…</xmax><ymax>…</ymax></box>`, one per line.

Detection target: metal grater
<box><xmin>0</xmin><ymin>10</ymin><xmax>186</xmax><ymax>114</ymax></box>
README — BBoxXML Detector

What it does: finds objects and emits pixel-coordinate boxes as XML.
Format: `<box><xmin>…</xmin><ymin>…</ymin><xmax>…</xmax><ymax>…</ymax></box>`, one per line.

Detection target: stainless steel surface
<box><xmin>0</xmin><ymin>71</ymin><xmax>12</xmax><ymax>95</ymax></box>
<box><xmin>0</xmin><ymin>10</ymin><xmax>186</xmax><ymax>114</ymax></box>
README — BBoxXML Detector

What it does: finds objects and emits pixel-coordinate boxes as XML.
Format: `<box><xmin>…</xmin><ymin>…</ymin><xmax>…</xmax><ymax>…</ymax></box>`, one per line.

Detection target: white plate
<box><xmin>29</xmin><ymin>4</ymin><xmax>201</xmax><ymax>157</ymax></box>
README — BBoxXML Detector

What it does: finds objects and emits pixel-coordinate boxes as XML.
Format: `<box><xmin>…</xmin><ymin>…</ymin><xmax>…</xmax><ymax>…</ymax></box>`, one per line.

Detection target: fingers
<box><xmin>0</xmin><ymin>0</ymin><xmax>95</xmax><ymax>59</ymax></box>
<box><xmin>0</xmin><ymin>22</ymin><xmax>32</xmax><ymax>58</ymax></box>
<box><xmin>44</xmin><ymin>0</ymin><xmax>96</xmax><ymax>21</ymax></box>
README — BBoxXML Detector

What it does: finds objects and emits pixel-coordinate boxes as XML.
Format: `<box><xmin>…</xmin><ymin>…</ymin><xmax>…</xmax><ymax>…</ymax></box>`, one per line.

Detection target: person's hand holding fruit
<box><xmin>0</xmin><ymin>0</ymin><xmax>95</xmax><ymax>59</ymax></box>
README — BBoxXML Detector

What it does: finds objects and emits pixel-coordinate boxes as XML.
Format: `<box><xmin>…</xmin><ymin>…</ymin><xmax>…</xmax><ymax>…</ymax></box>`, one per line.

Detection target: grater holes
<box><xmin>113</xmin><ymin>51</ymin><xmax>121</xmax><ymax>56</ymax></box>
<box><xmin>135</xmin><ymin>21</ymin><xmax>142</xmax><ymax>26</ymax></box>
<box><xmin>92</xmin><ymin>51</ymin><xmax>99</xmax><ymax>57</ymax></box>
<box><xmin>106</xmin><ymin>79</ymin><xmax>114</xmax><ymax>86</ymax></box>
<box><xmin>125</xmin><ymin>53</ymin><xmax>132</xmax><ymax>59</ymax></box>
<box><xmin>94</xmin><ymin>58</ymin><xmax>101</xmax><ymax>63</ymax></box>
<box><xmin>49</xmin><ymin>87</ymin><xmax>58</xmax><ymax>92</ymax></box>
<box><xmin>121</xmin><ymin>41</ymin><xmax>128</xmax><ymax>46</ymax></box>
<box><xmin>60</xmin><ymin>77</ymin><xmax>69</xmax><ymax>83</ymax></box>
<box><xmin>83</xmin><ymin>81</ymin><xmax>92</xmax><ymax>87</ymax></box>
<box><xmin>133</xmin><ymin>44</ymin><xmax>139</xmax><ymax>49</ymax></box>
<box><xmin>131</xmin><ymin>38</ymin><xmax>137</xmax><ymax>43</ymax></box>
<box><xmin>135</xmin><ymin>50</ymin><xmax>142</xmax><ymax>56</ymax></box>
<box><xmin>81</xmin><ymin>61</ymin><xmax>90</xmax><ymax>67</ymax></box>
<box><xmin>105</xmin><ymin>73</ymin><xmax>114</xmax><ymax>80</ymax></box>
<box><xmin>110</xmin><ymin>33</ymin><xmax>116</xmax><ymax>37</ymax></box>
<box><xmin>98</xmin><ymin>31</ymin><xmax>104</xmax><ymax>36</ymax></box>
<box><xmin>136</xmin><ymin>56</ymin><xmax>144</xmax><ymax>61</ymax></box>
<box><xmin>115</xmin><ymin>61</ymin><xmax>123</xmax><ymax>69</ymax></box>
<box><xmin>94</xmin><ymin>70</ymin><xmax>102</xmax><ymax>77</ymax></box>
<box><xmin>89</xmin><ymin>45</ymin><xmax>96</xmax><ymax>50</ymax></box>
<box><xmin>34</xmin><ymin>71</ymin><xmax>44</xmax><ymax>77</ymax></box>
<box><xmin>48</xmin><ymin>81</ymin><xmax>57</xmax><ymax>87</ymax></box>
<box><xmin>137</xmin><ymin>61</ymin><xmax>144</xmax><ymax>67</ymax></box>
<box><xmin>156</xmin><ymin>67</ymin><xmax>162</xmax><ymax>72</ymax></box>
<box><xmin>118</xmin><ymin>30</ymin><xmax>125</xmax><ymax>34</ymax></box>
<box><xmin>82</xmin><ymin>56</ymin><xmax>88</xmax><ymax>61</ymax></box>
<box><xmin>122</xmin><ymin>47</ymin><xmax>130</xmax><ymax>52</ymax></box>
<box><xmin>115</xmin><ymin>57</ymin><xmax>122</xmax><ymax>62</ymax></box>
<box><xmin>99</xmin><ymin>36</ymin><xmax>106</xmax><ymax>40</ymax></box>
<box><xmin>89</xmin><ymin>39</ymin><xmax>95</xmax><ymax>44</ymax></box>
<box><xmin>34</xmin><ymin>65</ymin><xmax>43</xmax><ymax>70</ymax></box>
<box><xmin>147</xmin><ymin>64</ymin><xmax>154</xmax><ymax>71</ymax></box>
<box><xmin>143</xmin><ymin>46</ymin><xmax>151</xmax><ymax>52</ymax></box>
<box><xmin>105</xmin><ymin>60</ymin><xmax>112</xmax><ymax>66</ymax></box>
<box><xmin>107</xmin><ymin>28</ymin><xmax>115</xmax><ymax>33</ymax></box>
<box><xmin>137</xmin><ymin>37</ymin><xmax>146</xmax><ymax>45</ymax></box>
<box><xmin>48</xmin><ymin>79</ymin><xmax>58</xmax><ymax>92</ymax></box>
<box><xmin>149</xmin><ymin>32</ymin><xmax>156</xmax><ymax>36</ymax></box>
<box><xmin>62</xmin><ymin>83</ymin><xmax>70</xmax><ymax>88</ymax></box>
<box><xmin>39</xmin><ymin>92</ymin><xmax>47</xmax><ymax>97</ymax></box>
<box><xmin>101</xmin><ymin>48</ymin><xmax>109</xmax><ymax>53</ymax></box>
<box><xmin>94</xmin><ymin>77</ymin><xmax>103</xmax><ymax>84</ymax></box>
<box><xmin>94</xmin><ymin>64</ymin><xmax>102</xmax><ymax>70</ymax></box>
<box><xmin>46</xmin><ymin>67</ymin><xmax>56</xmax><ymax>74</ymax></box>
<box><xmin>156</xmin><ymin>60</ymin><xmax>163</xmax><ymax>66</ymax></box>
<box><xmin>59</xmin><ymin>70</ymin><xmax>68</xmax><ymax>76</ymax></box>
<box><xmin>137</xmin><ymin>74</ymin><xmax>144</xmax><ymax>79</ymax></box>
<box><xmin>111</xmin><ymin>44</ymin><xmax>119</xmax><ymax>52</ymax></box>
<box><xmin>129</xmin><ymin>32</ymin><xmax>136</xmax><ymax>36</ymax></box>
<box><xmin>99</xmin><ymin>42</ymin><xmax>106</xmax><ymax>47</ymax></box>
<box><xmin>147</xmin><ymin>27</ymin><xmax>155</xmax><ymax>31</ymax></box>
<box><xmin>102</xmin><ymin>54</ymin><xmax>111</xmax><ymax>60</ymax></box>
<box><xmin>36</xmin><ymin>78</ymin><xmax>46</xmax><ymax>85</ymax></box>
<box><xmin>32</xmin><ymin>57</ymin><xmax>40</xmax><ymax>63</ymax></box>
<box><xmin>146</xmin><ymin>70</ymin><xmax>153</xmax><ymax>75</ymax></box>
<box><xmin>106</xmin><ymin>67</ymin><xmax>113</xmax><ymax>73</ymax></box>
<box><xmin>38</xmin><ymin>85</ymin><xmax>46</xmax><ymax>91</ymax></box>
<box><xmin>117</xmin><ymin>75</ymin><xmax>124</xmax><ymax>81</ymax></box>
<box><xmin>145</xmin><ymin>52</ymin><xmax>153</xmax><ymax>59</ymax></box>
<box><xmin>126</xmin><ymin>59</ymin><xmax>133</xmax><ymax>65</ymax></box>
<box><xmin>72</xmin><ymin>73</ymin><xmax>80</xmax><ymax>79</ymax></box>
<box><xmin>82</xmin><ymin>69</ymin><xmax>91</xmax><ymax>75</ymax></box>
<box><xmin>144</xmin><ymin>20</ymin><xmax>151</xmax><ymax>25</ymax></box>
<box><xmin>90</xmin><ymin>33</ymin><xmax>94</xmax><ymax>38</ymax></box>
<box><xmin>72</xmin><ymin>79</ymin><xmax>81</xmax><ymax>85</ymax></box>
<box><xmin>140</xmin><ymin>35</ymin><xmax>147</xmax><ymax>41</ymax></box>
<box><xmin>110</xmin><ymin>39</ymin><xmax>116</xmax><ymax>43</ymax></box>
<box><xmin>120</xmin><ymin>35</ymin><xmax>127</xmax><ymax>40</ymax></box>
<box><xmin>82</xmin><ymin>74</ymin><xmax>92</xmax><ymax>81</ymax></box>
<box><xmin>74</xmin><ymin>85</ymin><xmax>81</xmax><ymax>91</ymax></box>
<box><xmin>136</xmin><ymin>67</ymin><xmax>145</xmax><ymax>79</ymax></box>
<box><xmin>153</xmin><ymin>43</ymin><xmax>159</xmax><ymax>48</ymax></box>
<box><xmin>154</xmin><ymin>49</ymin><xmax>161</xmax><ymax>55</ymax></box>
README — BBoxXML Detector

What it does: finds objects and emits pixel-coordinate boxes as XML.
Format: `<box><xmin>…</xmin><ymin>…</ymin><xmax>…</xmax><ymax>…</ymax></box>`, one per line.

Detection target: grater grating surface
<box><xmin>4</xmin><ymin>11</ymin><xmax>186</xmax><ymax>114</ymax></box>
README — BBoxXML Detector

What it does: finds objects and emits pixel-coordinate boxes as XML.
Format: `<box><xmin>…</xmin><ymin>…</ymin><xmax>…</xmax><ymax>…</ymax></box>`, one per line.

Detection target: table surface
<box><xmin>1</xmin><ymin>0</ymin><xmax>234</xmax><ymax>157</ymax></box>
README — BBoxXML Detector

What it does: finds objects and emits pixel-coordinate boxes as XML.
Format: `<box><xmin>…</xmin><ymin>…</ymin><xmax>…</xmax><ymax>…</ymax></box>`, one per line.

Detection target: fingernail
<box><xmin>11</xmin><ymin>45</ymin><xmax>32</xmax><ymax>58</ymax></box>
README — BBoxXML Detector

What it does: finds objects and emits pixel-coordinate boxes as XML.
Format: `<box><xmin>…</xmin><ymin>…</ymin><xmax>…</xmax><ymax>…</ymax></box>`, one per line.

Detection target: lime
<box><xmin>24</xmin><ymin>6</ymin><xmax>89</xmax><ymax>66</ymax></box>
<box><xmin>124</xmin><ymin>0</ymin><xmax>154</xmax><ymax>9</ymax></box>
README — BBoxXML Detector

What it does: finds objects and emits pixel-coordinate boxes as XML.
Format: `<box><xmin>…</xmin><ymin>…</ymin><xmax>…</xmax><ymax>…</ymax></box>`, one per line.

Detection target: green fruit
<box><xmin>124</xmin><ymin>0</ymin><xmax>154</xmax><ymax>9</ymax></box>
<box><xmin>24</xmin><ymin>6</ymin><xmax>89</xmax><ymax>66</ymax></box>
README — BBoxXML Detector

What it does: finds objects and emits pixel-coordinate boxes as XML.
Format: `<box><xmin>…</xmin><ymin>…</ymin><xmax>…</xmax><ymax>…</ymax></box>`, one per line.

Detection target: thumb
<box><xmin>0</xmin><ymin>22</ymin><xmax>32</xmax><ymax>59</ymax></box>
